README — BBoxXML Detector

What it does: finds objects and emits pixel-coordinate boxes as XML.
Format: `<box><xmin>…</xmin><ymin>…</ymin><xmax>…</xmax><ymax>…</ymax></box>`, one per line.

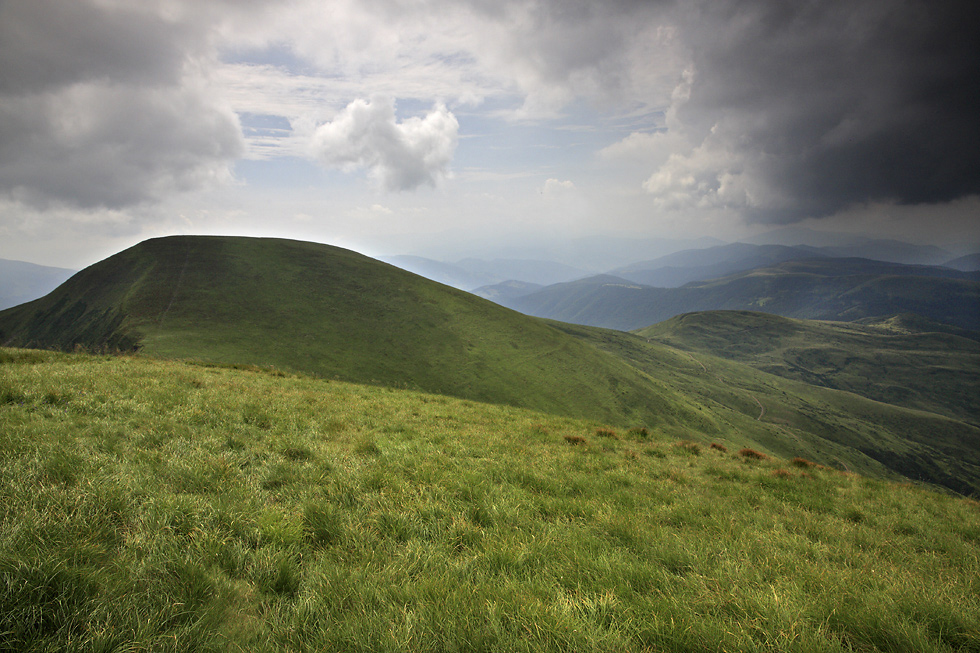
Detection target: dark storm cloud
<box><xmin>0</xmin><ymin>0</ymin><xmax>243</xmax><ymax>210</ymax></box>
<box><xmin>664</xmin><ymin>0</ymin><xmax>980</xmax><ymax>220</ymax></box>
<box><xmin>0</xmin><ymin>1</ymin><xmax>191</xmax><ymax>94</ymax></box>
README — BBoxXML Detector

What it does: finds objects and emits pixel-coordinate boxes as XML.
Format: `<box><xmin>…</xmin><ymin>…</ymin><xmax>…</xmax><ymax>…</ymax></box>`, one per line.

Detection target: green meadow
<box><xmin>2</xmin><ymin>348</ymin><xmax>978</xmax><ymax>652</ymax></box>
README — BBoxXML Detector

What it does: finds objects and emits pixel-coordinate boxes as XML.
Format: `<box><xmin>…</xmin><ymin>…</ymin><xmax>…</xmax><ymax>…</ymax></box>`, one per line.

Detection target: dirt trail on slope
<box><xmin>160</xmin><ymin>247</ymin><xmax>190</xmax><ymax>326</ymax></box>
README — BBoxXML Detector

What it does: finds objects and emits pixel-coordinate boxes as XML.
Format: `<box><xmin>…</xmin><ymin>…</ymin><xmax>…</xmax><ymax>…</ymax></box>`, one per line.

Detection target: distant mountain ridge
<box><xmin>382</xmin><ymin>238</ymin><xmax>966</xmax><ymax>300</ymax></box>
<box><xmin>0</xmin><ymin>258</ymin><xmax>76</xmax><ymax>310</ymax></box>
<box><xmin>609</xmin><ymin>243</ymin><xmax>828</xmax><ymax>288</ymax></box>
<box><xmin>743</xmin><ymin>227</ymin><xmax>957</xmax><ymax>265</ymax></box>
<box><xmin>379</xmin><ymin>255</ymin><xmax>589</xmax><ymax>291</ymax></box>
<box><xmin>502</xmin><ymin>257</ymin><xmax>980</xmax><ymax>331</ymax></box>
<box><xmin>606</xmin><ymin>241</ymin><xmax>968</xmax><ymax>288</ymax></box>
<box><xmin>815</xmin><ymin>239</ymin><xmax>952</xmax><ymax>266</ymax></box>
<box><xmin>945</xmin><ymin>252</ymin><xmax>980</xmax><ymax>272</ymax></box>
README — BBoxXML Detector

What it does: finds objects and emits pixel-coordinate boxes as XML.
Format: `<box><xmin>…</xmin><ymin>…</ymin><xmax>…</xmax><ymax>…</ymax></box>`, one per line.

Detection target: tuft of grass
<box><xmin>302</xmin><ymin>502</ymin><xmax>348</xmax><ymax>548</ymax></box>
<box><xmin>675</xmin><ymin>441</ymin><xmax>702</xmax><ymax>456</ymax></box>
<box><xmin>709</xmin><ymin>442</ymin><xmax>728</xmax><ymax>453</ymax></box>
<box><xmin>281</xmin><ymin>443</ymin><xmax>314</xmax><ymax>462</ymax></box>
<box><xmin>564</xmin><ymin>434</ymin><xmax>587</xmax><ymax>445</ymax></box>
<box><xmin>594</xmin><ymin>428</ymin><xmax>618</xmax><ymax>439</ymax></box>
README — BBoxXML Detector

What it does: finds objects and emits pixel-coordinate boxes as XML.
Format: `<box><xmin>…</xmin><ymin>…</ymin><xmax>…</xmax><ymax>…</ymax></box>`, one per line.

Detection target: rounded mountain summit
<box><xmin>0</xmin><ymin>235</ymin><xmax>676</xmax><ymax>427</ymax></box>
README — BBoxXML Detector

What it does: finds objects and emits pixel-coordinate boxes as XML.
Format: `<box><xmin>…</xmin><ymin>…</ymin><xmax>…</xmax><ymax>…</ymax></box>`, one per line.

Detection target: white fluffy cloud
<box><xmin>0</xmin><ymin>0</ymin><xmax>678</xmax><ymax>209</ymax></box>
<box><xmin>541</xmin><ymin>178</ymin><xmax>575</xmax><ymax>197</ymax></box>
<box><xmin>309</xmin><ymin>98</ymin><xmax>458</xmax><ymax>191</ymax></box>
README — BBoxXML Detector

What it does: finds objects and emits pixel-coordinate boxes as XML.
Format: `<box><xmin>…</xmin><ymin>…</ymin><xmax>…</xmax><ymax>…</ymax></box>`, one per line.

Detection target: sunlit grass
<box><xmin>1</xmin><ymin>348</ymin><xmax>978</xmax><ymax>652</ymax></box>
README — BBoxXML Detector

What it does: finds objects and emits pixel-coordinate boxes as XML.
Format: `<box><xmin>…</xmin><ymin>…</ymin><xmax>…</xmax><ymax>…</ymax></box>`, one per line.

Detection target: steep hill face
<box><xmin>0</xmin><ymin>236</ymin><xmax>688</xmax><ymax>429</ymax></box>
<box><xmin>505</xmin><ymin>258</ymin><xmax>980</xmax><ymax>331</ymax></box>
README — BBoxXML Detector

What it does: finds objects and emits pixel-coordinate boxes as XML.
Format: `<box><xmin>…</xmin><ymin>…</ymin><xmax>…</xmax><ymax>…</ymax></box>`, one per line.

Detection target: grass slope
<box><xmin>551</xmin><ymin>318</ymin><xmax>980</xmax><ymax>497</ymax></box>
<box><xmin>2</xmin><ymin>349</ymin><xmax>978</xmax><ymax>652</ymax></box>
<box><xmin>0</xmin><ymin>236</ymin><xmax>688</xmax><ymax>430</ymax></box>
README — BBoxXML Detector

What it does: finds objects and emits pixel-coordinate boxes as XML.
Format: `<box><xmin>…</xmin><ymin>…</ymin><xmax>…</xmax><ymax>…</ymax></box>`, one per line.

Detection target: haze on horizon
<box><xmin>0</xmin><ymin>0</ymin><xmax>978</xmax><ymax>270</ymax></box>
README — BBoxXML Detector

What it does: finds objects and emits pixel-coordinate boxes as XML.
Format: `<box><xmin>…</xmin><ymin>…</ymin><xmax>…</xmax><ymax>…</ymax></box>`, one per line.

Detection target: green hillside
<box><xmin>0</xmin><ymin>236</ymin><xmax>692</xmax><ymax>430</ymax></box>
<box><xmin>1</xmin><ymin>349</ymin><xmax>978</xmax><ymax>652</ymax></box>
<box><xmin>639</xmin><ymin>311</ymin><xmax>980</xmax><ymax>426</ymax></box>
<box><xmin>549</xmin><ymin>318</ymin><xmax>980</xmax><ymax>497</ymax></box>
<box><xmin>507</xmin><ymin>258</ymin><xmax>980</xmax><ymax>331</ymax></box>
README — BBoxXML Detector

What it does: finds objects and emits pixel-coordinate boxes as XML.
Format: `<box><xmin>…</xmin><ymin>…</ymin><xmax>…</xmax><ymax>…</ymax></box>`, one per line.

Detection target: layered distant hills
<box><xmin>486</xmin><ymin>256</ymin><xmax>980</xmax><ymax>332</ymax></box>
<box><xmin>0</xmin><ymin>259</ymin><xmax>75</xmax><ymax>310</ymax></box>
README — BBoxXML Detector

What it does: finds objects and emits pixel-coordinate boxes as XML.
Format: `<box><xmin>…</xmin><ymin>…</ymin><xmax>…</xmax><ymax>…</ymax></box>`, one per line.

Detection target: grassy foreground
<box><xmin>1</xmin><ymin>348</ymin><xmax>978</xmax><ymax>652</ymax></box>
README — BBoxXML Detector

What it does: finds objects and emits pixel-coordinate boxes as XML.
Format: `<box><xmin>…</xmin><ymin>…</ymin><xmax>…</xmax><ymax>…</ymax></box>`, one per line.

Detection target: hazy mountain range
<box><xmin>383</xmin><ymin>236</ymin><xmax>975</xmax><ymax>296</ymax></box>
<box><xmin>487</xmin><ymin>258</ymin><xmax>980</xmax><ymax>332</ymax></box>
<box><xmin>0</xmin><ymin>259</ymin><xmax>76</xmax><ymax>311</ymax></box>
<box><xmin>5</xmin><ymin>234</ymin><xmax>978</xmax><ymax>342</ymax></box>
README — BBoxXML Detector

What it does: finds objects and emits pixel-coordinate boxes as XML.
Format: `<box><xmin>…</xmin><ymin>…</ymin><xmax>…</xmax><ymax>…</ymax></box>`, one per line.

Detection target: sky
<box><xmin>0</xmin><ymin>0</ymin><xmax>978</xmax><ymax>270</ymax></box>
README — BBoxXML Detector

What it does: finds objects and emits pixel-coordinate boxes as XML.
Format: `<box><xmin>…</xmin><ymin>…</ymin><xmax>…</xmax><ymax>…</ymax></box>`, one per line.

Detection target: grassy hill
<box><xmin>0</xmin><ymin>236</ymin><xmax>703</xmax><ymax>432</ymax></box>
<box><xmin>505</xmin><ymin>258</ymin><xmax>980</xmax><ymax>331</ymax></box>
<box><xmin>1</xmin><ymin>349</ymin><xmax>978</xmax><ymax>652</ymax></box>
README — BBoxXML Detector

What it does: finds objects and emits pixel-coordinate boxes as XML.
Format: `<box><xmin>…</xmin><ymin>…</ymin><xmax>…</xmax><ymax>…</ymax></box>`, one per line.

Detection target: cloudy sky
<box><xmin>1</xmin><ymin>0</ymin><xmax>978</xmax><ymax>269</ymax></box>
